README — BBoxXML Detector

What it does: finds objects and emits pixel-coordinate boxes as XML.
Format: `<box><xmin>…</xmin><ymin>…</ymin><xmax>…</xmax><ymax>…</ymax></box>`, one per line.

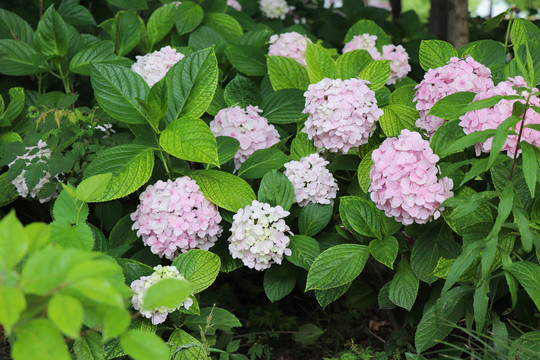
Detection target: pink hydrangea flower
<box><xmin>131</xmin><ymin>177</ymin><xmax>222</xmax><ymax>260</ymax></box>
<box><xmin>268</xmin><ymin>32</ymin><xmax>312</xmax><ymax>66</ymax></box>
<box><xmin>131</xmin><ymin>265</ymin><xmax>193</xmax><ymax>325</ymax></box>
<box><xmin>227</xmin><ymin>0</ymin><xmax>242</xmax><ymax>10</ymax></box>
<box><xmin>369</xmin><ymin>129</ymin><xmax>454</xmax><ymax>225</ymax></box>
<box><xmin>284</xmin><ymin>153</ymin><xmax>338</xmax><ymax>207</ymax></box>
<box><xmin>209</xmin><ymin>106</ymin><xmax>280</xmax><ymax>169</ymax></box>
<box><xmin>131</xmin><ymin>46</ymin><xmax>185</xmax><ymax>87</ymax></box>
<box><xmin>228</xmin><ymin>200</ymin><xmax>292</xmax><ymax>270</ymax></box>
<box><xmin>302</xmin><ymin>77</ymin><xmax>383</xmax><ymax>153</ymax></box>
<box><xmin>342</xmin><ymin>34</ymin><xmax>380</xmax><ymax>58</ymax></box>
<box><xmin>414</xmin><ymin>56</ymin><xmax>493</xmax><ymax>135</ymax></box>
<box><xmin>9</xmin><ymin>140</ymin><xmax>56</xmax><ymax>203</ymax></box>
<box><xmin>459</xmin><ymin>76</ymin><xmax>540</xmax><ymax>157</ymax></box>
<box><xmin>260</xmin><ymin>0</ymin><xmax>294</xmax><ymax>19</ymax></box>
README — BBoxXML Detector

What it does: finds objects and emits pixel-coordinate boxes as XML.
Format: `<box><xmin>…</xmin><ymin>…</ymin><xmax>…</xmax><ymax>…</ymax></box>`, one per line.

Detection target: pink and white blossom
<box><xmin>227</xmin><ymin>0</ymin><xmax>242</xmax><ymax>10</ymax></box>
<box><xmin>268</xmin><ymin>32</ymin><xmax>312</xmax><ymax>66</ymax></box>
<box><xmin>260</xmin><ymin>0</ymin><xmax>294</xmax><ymax>19</ymax></box>
<box><xmin>131</xmin><ymin>46</ymin><xmax>185</xmax><ymax>87</ymax></box>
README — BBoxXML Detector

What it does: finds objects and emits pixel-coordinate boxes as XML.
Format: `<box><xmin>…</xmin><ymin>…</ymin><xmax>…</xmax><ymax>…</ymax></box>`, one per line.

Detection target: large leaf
<box><xmin>175</xmin><ymin>1</ymin><xmax>204</xmax><ymax>35</ymax></box>
<box><xmin>287</xmin><ymin>235</ymin><xmax>320</xmax><ymax>270</ymax></box>
<box><xmin>298</xmin><ymin>203</ymin><xmax>333</xmax><ymax>237</ymax></box>
<box><xmin>47</xmin><ymin>294</ymin><xmax>84</xmax><ymax>339</ymax></box>
<box><xmin>389</xmin><ymin>259</ymin><xmax>419</xmax><ymax>311</ymax></box>
<box><xmin>379</xmin><ymin>104</ymin><xmax>418</xmax><ymax>137</ymax></box>
<box><xmin>263</xmin><ymin>263</ymin><xmax>296</xmax><ymax>302</ymax></box>
<box><xmin>109</xmin><ymin>10</ymin><xmax>143</xmax><ymax>56</ymax></box>
<box><xmin>306</xmin><ymin>244</ymin><xmax>369</xmax><ymax>291</ymax></box>
<box><xmin>0</xmin><ymin>286</ymin><xmax>26</xmax><ymax>335</ymax></box>
<box><xmin>167</xmin><ymin>329</ymin><xmax>206</xmax><ymax>360</ymax></box>
<box><xmin>226</xmin><ymin>45</ymin><xmax>267</xmax><ymax>76</ymax></box>
<box><xmin>339</xmin><ymin>196</ymin><xmax>381</xmax><ymax>239</ymax></box>
<box><xmin>419</xmin><ymin>40</ymin><xmax>457</xmax><ymax>71</ymax></box>
<box><xmin>189</xmin><ymin>170</ymin><xmax>255</xmax><ymax>212</ymax></box>
<box><xmin>0</xmin><ymin>39</ymin><xmax>49</xmax><ymax>75</ymax></box>
<box><xmin>120</xmin><ymin>330</ymin><xmax>169</xmax><ymax>360</ymax></box>
<box><xmin>224</xmin><ymin>75</ymin><xmax>260</xmax><ymax>108</ymax></box>
<box><xmin>0</xmin><ymin>8</ymin><xmax>34</xmax><ymax>44</ymax></box>
<box><xmin>204</xmin><ymin>13</ymin><xmax>243</xmax><ymax>44</ymax></box>
<box><xmin>70</xmin><ymin>41</ymin><xmax>131</xmax><ymax>76</ymax></box>
<box><xmin>172</xmin><ymin>249</ymin><xmax>221</xmax><ymax>294</ymax></box>
<box><xmin>142</xmin><ymin>278</ymin><xmax>192</xmax><ymax>311</ymax></box>
<box><xmin>237</xmin><ymin>148</ymin><xmax>289</xmax><ymax>179</ymax></box>
<box><xmin>35</xmin><ymin>6</ymin><xmax>70</xmax><ymax>57</ymax></box>
<box><xmin>0</xmin><ymin>211</ymin><xmax>29</xmax><ymax>272</ymax></box>
<box><xmin>267</xmin><ymin>55</ymin><xmax>310</xmax><ymax>91</ymax></box>
<box><xmin>336</xmin><ymin>50</ymin><xmax>374</xmax><ymax>80</ymax></box>
<box><xmin>160</xmin><ymin>117</ymin><xmax>219</xmax><ymax>166</ymax></box>
<box><xmin>260</xmin><ymin>89</ymin><xmax>307</xmax><ymax>124</ymax></box>
<box><xmin>505</xmin><ymin>261</ymin><xmax>540</xmax><ymax>311</ymax></box>
<box><xmin>83</xmin><ymin>145</ymin><xmax>154</xmax><ymax>202</ymax></box>
<box><xmin>164</xmin><ymin>47</ymin><xmax>219</xmax><ymax>123</ymax></box>
<box><xmin>369</xmin><ymin>236</ymin><xmax>398</xmax><ymax>269</ymax></box>
<box><xmin>358</xmin><ymin>60</ymin><xmax>391</xmax><ymax>91</ymax></box>
<box><xmin>91</xmin><ymin>64</ymin><xmax>149</xmax><ymax>124</ymax></box>
<box><xmin>305</xmin><ymin>42</ymin><xmax>336</xmax><ymax>83</ymax></box>
<box><xmin>184</xmin><ymin>307</ymin><xmax>241</xmax><ymax>335</ymax></box>
<box><xmin>257</xmin><ymin>171</ymin><xmax>295</xmax><ymax>211</ymax></box>
<box><xmin>12</xmin><ymin>319</ymin><xmax>70</xmax><ymax>360</ymax></box>
<box><xmin>147</xmin><ymin>3</ymin><xmax>175</xmax><ymax>47</ymax></box>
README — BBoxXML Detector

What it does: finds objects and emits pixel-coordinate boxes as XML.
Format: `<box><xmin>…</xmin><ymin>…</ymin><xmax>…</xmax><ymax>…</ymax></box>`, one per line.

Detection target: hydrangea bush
<box><xmin>0</xmin><ymin>2</ymin><xmax>539</xmax><ymax>360</ymax></box>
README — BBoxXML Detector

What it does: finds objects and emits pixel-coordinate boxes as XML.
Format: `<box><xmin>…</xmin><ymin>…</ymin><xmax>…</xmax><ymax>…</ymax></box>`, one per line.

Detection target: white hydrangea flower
<box><xmin>130</xmin><ymin>265</ymin><xmax>194</xmax><ymax>325</ymax></box>
<box><xmin>284</xmin><ymin>153</ymin><xmax>338</xmax><ymax>207</ymax></box>
<box><xmin>228</xmin><ymin>200</ymin><xmax>292</xmax><ymax>271</ymax></box>
<box><xmin>131</xmin><ymin>46</ymin><xmax>185</xmax><ymax>87</ymax></box>
<box><xmin>260</xmin><ymin>0</ymin><xmax>294</xmax><ymax>19</ymax></box>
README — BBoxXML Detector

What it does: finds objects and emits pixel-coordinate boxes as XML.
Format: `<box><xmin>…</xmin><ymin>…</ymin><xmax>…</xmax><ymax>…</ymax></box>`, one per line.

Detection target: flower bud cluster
<box><xmin>229</xmin><ymin>200</ymin><xmax>292</xmax><ymax>270</ymax></box>
<box><xmin>268</xmin><ymin>32</ymin><xmax>312</xmax><ymax>66</ymax></box>
<box><xmin>302</xmin><ymin>77</ymin><xmax>383</xmax><ymax>153</ymax></box>
<box><xmin>131</xmin><ymin>46</ymin><xmax>185</xmax><ymax>87</ymax></box>
<box><xmin>369</xmin><ymin>129</ymin><xmax>454</xmax><ymax>225</ymax></box>
<box><xmin>131</xmin><ymin>177</ymin><xmax>222</xmax><ymax>260</ymax></box>
<box><xmin>130</xmin><ymin>265</ymin><xmax>193</xmax><ymax>325</ymax></box>
<box><xmin>260</xmin><ymin>0</ymin><xmax>294</xmax><ymax>19</ymax></box>
<box><xmin>459</xmin><ymin>76</ymin><xmax>540</xmax><ymax>157</ymax></box>
<box><xmin>209</xmin><ymin>106</ymin><xmax>280</xmax><ymax>169</ymax></box>
<box><xmin>284</xmin><ymin>153</ymin><xmax>338</xmax><ymax>207</ymax></box>
<box><xmin>414</xmin><ymin>56</ymin><xmax>493</xmax><ymax>135</ymax></box>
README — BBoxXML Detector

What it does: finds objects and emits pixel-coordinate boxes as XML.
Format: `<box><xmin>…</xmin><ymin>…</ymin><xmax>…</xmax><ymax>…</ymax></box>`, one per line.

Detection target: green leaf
<box><xmin>299</xmin><ymin>203</ymin><xmax>333</xmax><ymax>237</ymax></box>
<box><xmin>336</xmin><ymin>50</ymin><xmax>374</xmax><ymax>80</ymax></box>
<box><xmin>116</xmin><ymin>258</ymin><xmax>154</xmax><ymax>284</ymax></box>
<box><xmin>70</xmin><ymin>41</ymin><xmax>131</xmax><ymax>76</ymax></box>
<box><xmin>0</xmin><ymin>210</ymin><xmax>29</xmax><ymax>272</ymax></box>
<box><xmin>0</xmin><ymin>286</ymin><xmax>26</xmax><ymax>335</ymax></box>
<box><xmin>505</xmin><ymin>261</ymin><xmax>540</xmax><ymax>311</ymax></box>
<box><xmin>224</xmin><ymin>75</ymin><xmax>260</xmax><ymax>108</ymax></box>
<box><xmin>50</xmin><ymin>220</ymin><xmax>94</xmax><ymax>251</ymax></box>
<box><xmin>458</xmin><ymin>40</ymin><xmax>506</xmax><ymax>67</ymax></box>
<box><xmin>160</xmin><ymin>117</ymin><xmax>219</xmax><ymax>166</ymax></box>
<box><xmin>216</xmin><ymin>136</ymin><xmax>239</xmax><ymax>165</ymax></box>
<box><xmin>520</xmin><ymin>142</ymin><xmax>537</xmax><ymax>198</ymax></box>
<box><xmin>12</xmin><ymin>319</ymin><xmax>70</xmax><ymax>360</ymax></box>
<box><xmin>369</xmin><ymin>236</ymin><xmax>398</xmax><ymax>269</ymax></box>
<box><xmin>379</xmin><ymin>104</ymin><xmax>418</xmax><ymax>137</ymax></box>
<box><xmin>260</xmin><ymin>89</ymin><xmax>306</xmax><ymax>124</ymax></box>
<box><xmin>58</xmin><ymin>2</ymin><xmax>96</xmax><ymax>26</ymax></box>
<box><xmin>388</xmin><ymin>259</ymin><xmax>419</xmax><ymax>311</ymax></box>
<box><xmin>0</xmin><ymin>8</ymin><xmax>34</xmax><ymax>43</ymax></box>
<box><xmin>226</xmin><ymin>45</ymin><xmax>267</xmax><ymax>76</ymax></box>
<box><xmin>175</xmin><ymin>1</ymin><xmax>204</xmax><ymax>35</ymax></box>
<box><xmin>267</xmin><ymin>55</ymin><xmax>310</xmax><ymax>91</ymax></box>
<box><xmin>76</xmin><ymin>173</ymin><xmax>113</xmax><ymax>202</ymax></box>
<box><xmin>237</xmin><ymin>148</ymin><xmax>289</xmax><ymax>179</ymax></box>
<box><xmin>204</xmin><ymin>13</ymin><xmax>243</xmax><ymax>44</ymax></box>
<box><xmin>147</xmin><ymin>3</ymin><xmax>175</xmax><ymax>47</ymax></box>
<box><xmin>430</xmin><ymin>120</ymin><xmax>466</xmax><ymax>158</ymax></box>
<box><xmin>47</xmin><ymin>294</ymin><xmax>84</xmax><ymax>338</ymax></box>
<box><xmin>419</xmin><ymin>40</ymin><xmax>458</xmax><ymax>71</ymax></box>
<box><xmin>357</xmin><ymin>150</ymin><xmax>374</xmax><ymax>193</ymax></box>
<box><xmin>488</xmin><ymin>115</ymin><xmax>520</xmax><ymax>167</ymax></box>
<box><xmin>473</xmin><ymin>281</ymin><xmax>489</xmax><ymax>331</ymax></box>
<box><xmin>120</xmin><ymin>330</ymin><xmax>169</xmax><ymax>360</ymax></box>
<box><xmin>167</xmin><ymin>329</ymin><xmax>206</xmax><ymax>360</ymax></box>
<box><xmin>73</xmin><ymin>332</ymin><xmax>106</xmax><ymax>360</ymax></box>
<box><xmin>305</xmin><ymin>42</ymin><xmax>336</xmax><ymax>83</ymax></box>
<box><xmin>339</xmin><ymin>196</ymin><xmax>381</xmax><ymax>239</ymax></box>
<box><xmin>315</xmin><ymin>283</ymin><xmax>351</xmax><ymax>308</ymax></box>
<box><xmin>91</xmin><ymin>64</ymin><xmax>149</xmax><ymax>125</ymax></box>
<box><xmin>293</xmin><ymin>323</ymin><xmax>324</xmax><ymax>346</ymax></box>
<box><xmin>184</xmin><ymin>307</ymin><xmax>241</xmax><ymax>335</ymax></box>
<box><xmin>83</xmin><ymin>145</ymin><xmax>155</xmax><ymax>202</ymax></box>
<box><xmin>389</xmin><ymin>84</ymin><xmax>417</xmax><ymax>107</ymax></box>
<box><xmin>109</xmin><ymin>10</ymin><xmax>143</xmax><ymax>56</ymax></box>
<box><xmin>141</xmin><ymin>278</ymin><xmax>192</xmax><ymax>311</ymax></box>
<box><xmin>428</xmin><ymin>91</ymin><xmax>477</xmax><ymax>120</ymax></box>
<box><xmin>264</xmin><ymin>263</ymin><xmax>296</xmax><ymax>302</ymax></box>
<box><xmin>358</xmin><ymin>60</ymin><xmax>391</xmax><ymax>91</ymax></box>
<box><xmin>189</xmin><ymin>170</ymin><xmax>255</xmax><ymax>212</ymax></box>
<box><xmin>287</xmin><ymin>235</ymin><xmax>320</xmax><ymax>270</ymax></box>
<box><xmin>172</xmin><ymin>249</ymin><xmax>221</xmax><ymax>294</ymax></box>
<box><xmin>53</xmin><ymin>189</ymin><xmax>89</xmax><ymax>224</ymax></box>
<box><xmin>344</xmin><ymin>19</ymin><xmax>392</xmax><ymax>50</ymax></box>
<box><xmin>35</xmin><ymin>6</ymin><xmax>70</xmax><ymax>57</ymax></box>
<box><xmin>102</xmin><ymin>307</ymin><xmax>131</xmax><ymax>341</ymax></box>
<box><xmin>439</xmin><ymin>129</ymin><xmax>496</xmax><ymax>158</ymax></box>
<box><xmin>513</xmin><ymin>205</ymin><xmax>535</xmax><ymax>253</ymax></box>
<box><xmin>290</xmin><ymin>132</ymin><xmax>317</xmax><ymax>160</ymax></box>
<box><xmin>306</xmin><ymin>244</ymin><xmax>369</xmax><ymax>291</ymax></box>
<box><xmin>0</xmin><ymin>87</ymin><xmax>25</xmax><ymax>126</ymax></box>
<box><xmin>442</xmin><ymin>241</ymin><xmax>484</xmax><ymax>294</ymax></box>
<box><xmin>257</xmin><ymin>171</ymin><xmax>295</xmax><ymax>211</ymax></box>
<box><xmin>66</xmin><ymin>278</ymin><xmax>125</xmax><ymax>308</ymax></box>
<box><xmin>164</xmin><ymin>47</ymin><xmax>219</xmax><ymax>123</ymax></box>
<box><xmin>0</xmin><ymin>39</ymin><xmax>49</xmax><ymax>75</ymax></box>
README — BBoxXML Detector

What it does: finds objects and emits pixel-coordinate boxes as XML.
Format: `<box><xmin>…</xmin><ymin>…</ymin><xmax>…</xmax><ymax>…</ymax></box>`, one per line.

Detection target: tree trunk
<box><xmin>389</xmin><ymin>0</ymin><xmax>401</xmax><ymax>21</ymax></box>
<box><xmin>429</xmin><ymin>0</ymin><xmax>448</xmax><ymax>41</ymax></box>
<box><xmin>447</xmin><ymin>0</ymin><xmax>469</xmax><ymax>48</ymax></box>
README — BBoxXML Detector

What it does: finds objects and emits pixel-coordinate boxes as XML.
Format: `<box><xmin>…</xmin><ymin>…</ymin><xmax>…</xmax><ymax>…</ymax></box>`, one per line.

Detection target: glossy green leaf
<box><xmin>0</xmin><ymin>8</ymin><xmax>34</xmax><ymax>43</ymax></box>
<box><xmin>419</xmin><ymin>40</ymin><xmax>458</xmax><ymax>71</ymax></box>
<box><xmin>70</xmin><ymin>41</ymin><xmax>131</xmax><ymax>76</ymax></box>
<box><xmin>216</xmin><ymin>136</ymin><xmax>239</xmax><ymax>165</ymax></box>
<box><xmin>369</xmin><ymin>236</ymin><xmax>398</xmax><ymax>269</ymax></box>
<box><xmin>379</xmin><ymin>104</ymin><xmax>418</xmax><ymax>137</ymax></box>
<box><xmin>47</xmin><ymin>294</ymin><xmax>84</xmax><ymax>338</ymax></box>
<box><xmin>290</xmin><ymin>132</ymin><xmax>317</xmax><ymax>160</ymax></box>
<box><xmin>335</xmin><ymin>50</ymin><xmax>374</xmax><ymax>79</ymax></box>
<box><xmin>147</xmin><ymin>3</ymin><xmax>175</xmax><ymax>46</ymax></box>
<box><xmin>238</xmin><ymin>148</ymin><xmax>289</xmax><ymax>179</ymax></box>
<box><xmin>167</xmin><ymin>329</ymin><xmax>206</xmax><ymax>360</ymax></box>
<box><xmin>224</xmin><ymin>75</ymin><xmax>260</xmax><ymax>108</ymax></box>
<box><xmin>0</xmin><ymin>39</ymin><xmax>49</xmax><ymax>75</ymax></box>
<box><xmin>299</xmin><ymin>203</ymin><xmax>333</xmax><ymax>237</ymax></box>
<box><xmin>260</xmin><ymin>89</ymin><xmax>307</xmax><ymax>124</ymax></box>
<box><xmin>267</xmin><ymin>55</ymin><xmax>310</xmax><ymax>91</ymax></box>
<box><xmin>175</xmin><ymin>1</ymin><xmax>204</xmax><ymax>35</ymax></box>
<box><xmin>358</xmin><ymin>60</ymin><xmax>391</xmax><ymax>91</ymax></box>
<box><xmin>287</xmin><ymin>235</ymin><xmax>320</xmax><ymax>270</ymax></box>
<box><xmin>389</xmin><ymin>259</ymin><xmax>419</xmax><ymax>311</ymax></box>
<box><xmin>226</xmin><ymin>45</ymin><xmax>267</xmax><ymax>76</ymax></box>
<box><xmin>173</xmin><ymin>249</ymin><xmax>221</xmax><ymax>294</ymax></box>
<box><xmin>257</xmin><ymin>171</ymin><xmax>295</xmax><ymax>211</ymax></box>
<box><xmin>305</xmin><ymin>42</ymin><xmax>336</xmax><ymax>83</ymax></box>
<box><xmin>76</xmin><ymin>173</ymin><xmax>113</xmax><ymax>202</ymax></box>
<box><xmin>339</xmin><ymin>196</ymin><xmax>381</xmax><ymax>239</ymax></box>
<box><xmin>35</xmin><ymin>6</ymin><xmax>69</xmax><ymax>57</ymax></box>
<box><xmin>109</xmin><ymin>10</ymin><xmax>143</xmax><ymax>56</ymax></box>
<box><xmin>264</xmin><ymin>263</ymin><xmax>296</xmax><ymax>302</ymax></box>
<box><xmin>505</xmin><ymin>261</ymin><xmax>540</xmax><ymax>311</ymax></box>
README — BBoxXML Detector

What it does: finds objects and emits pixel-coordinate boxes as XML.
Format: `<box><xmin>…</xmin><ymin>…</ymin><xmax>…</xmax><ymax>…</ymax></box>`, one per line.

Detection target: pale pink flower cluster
<box><xmin>414</xmin><ymin>56</ymin><xmax>493</xmax><ymax>135</ymax></box>
<box><xmin>323</xmin><ymin>0</ymin><xmax>343</xmax><ymax>8</ymax></box>
<box><xmin>209</xmin><ymin>106</ymin><xmax>280</xmax><ymax>169</ymax></box>
<box><xmin>268</xmin><ymin>32</ymin><xmax>312</xmax><ymax>66</ymax></box>
<box><xmin>343</xmin><ymin>34</ymin><xmax>411</xmax><ymax>85</ymax></box>
<box><xmin>94</xmin><ymin>123</ymin><xmax>115</xmax><ymax>138</ymax></box>
<box><xmin>228</xmin><ymin>0</ymin><xmax>242</xmax><ymax>11</ymax></box>
<box><xmin>459</xmin><ymin>76</ymin><xmax>540</xmax><ymax>157</ymax></box>
<box><xmin>228</xmin><ymin>200</ymin><xmax>292</xmax><ymax>270</ymax></box>
<box><xmin>131</xmin><ymin>46</ymin><xmax>185</xmax><ymax>87</ymax></box>
<box><xmin>9</xmin><ymin>140</ymin><xmax>55</xmax><ymax>203</ymax></box>
<box><xmin>369</xmin><ymin>129</ymin><xmax>454</xmax><ymax>225</ymax></box>
<box><xmin>260</xmin><ymin>0</ymin><xmax>294</xmax><ymax>19</ymax></box>
<box><xmin>131</xmin><ymin>177</ymin><xmax>222</xmax><ymax>260</ymax></box>
<box><xmin>284</xmin><ymin>153</ymin><xmax>338</xmax><ymax>207</ymax></box>
<box><xmin>131</xmin><ymin>265</ymin><xmax>193</xmax><ymax>325</ymax></box>
<box><xmin>302</xmin><ymin>77</ymin><xmax>383</xmax><ymax>153</ymax></box>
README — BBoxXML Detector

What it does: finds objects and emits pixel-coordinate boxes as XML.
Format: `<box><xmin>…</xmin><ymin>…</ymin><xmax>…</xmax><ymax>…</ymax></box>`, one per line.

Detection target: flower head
<box><xmin>229</xmin><ymin>200</ymin><xmax>292</xmax><ymax>270</ymax></box>
<box><xmin>459</xmin><ymin>76</ymin><xmax>540</xmax><ymax>157</ymax></box>
<box><xmin>268</xmin><ymin>32</ymin><xmax>312</xmax><ymax>66</ymax></box>
<box><xmin>131</xmin><ymin>265</ymin><xmax>193</xmax><ymax>325</ymax></box>
<box><xmin>302</xmin><ymin>78</ymin><xmax>383</xmax><ymax>153</ymax></box>
<box><xmin>131</xmin><ymin>46</ymin><xmax>185</xmax><ymax>87</ymax></box>
<box><xmin>380</xmin><ymin>44</ymin><xmax>411</xmax><ymax>85</ymax></box>
<box><xmin>209</xmin><ymin>106</ymin><xmax>280</xmax><ymax>169</ymax></box>
<box><xmin>260</xmin><ymin>0</ymin><xmax>294</xmax><ymax>19</ymax></box>
<box><xmin>342</xmin><ymin>33</ymin><xmax>380</xmax><ymax>58</ymax></box>
<box><xmin>284</xmin><ymin>153</ymin><xmax>338</xmax><ymax>207</ymax></box>
<box><xmin>369</xmin><ymin>129</ymin><xmax>454</xmax><ymax>225</ymax></box>
<box><xmin>227</xmin><ymin>0</ymin><xmax>242</xmax><ymax>10</ymax></box>
<box><xmin>414</xmin><ymin>56</ymin><xmax>493</xmax><ymax>135</ymax></box>
<box><xmin>131</xmin><ymin>177</ymin><xmax>222</xmax><ymax>260</ymax></box>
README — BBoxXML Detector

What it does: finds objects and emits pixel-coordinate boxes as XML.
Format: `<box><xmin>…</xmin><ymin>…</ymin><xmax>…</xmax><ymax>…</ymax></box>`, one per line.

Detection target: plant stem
<box><xmin>56</xmin><ymin>64</ymin><xmax>71</xmax><ymax>94</ymax></box>
<box><xmin>509</xmin><ymin>91</ymin><xmax>532</xmax><ymax>181</ymax></box>
<box><xmin>504</xmin><ymin>7</ymin><xmax>515</xmax><ymax>55</ymax></box>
